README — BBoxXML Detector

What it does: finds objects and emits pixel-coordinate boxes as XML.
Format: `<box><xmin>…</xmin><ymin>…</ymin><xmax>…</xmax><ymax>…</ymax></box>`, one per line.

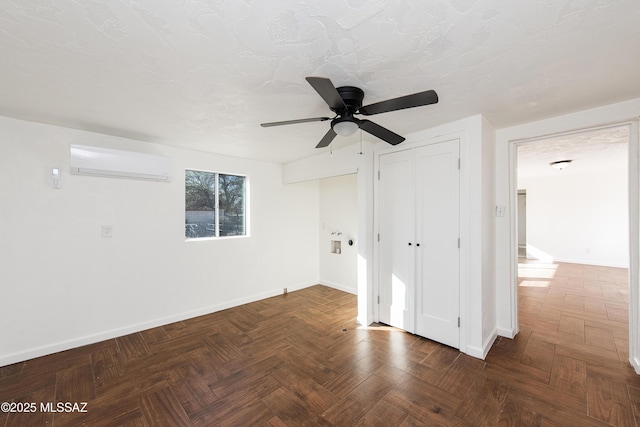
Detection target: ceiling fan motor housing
<box><xmin>334</xmin><ymin>86</ymin><xmax>364</xmax><ymax>113</ymax></box>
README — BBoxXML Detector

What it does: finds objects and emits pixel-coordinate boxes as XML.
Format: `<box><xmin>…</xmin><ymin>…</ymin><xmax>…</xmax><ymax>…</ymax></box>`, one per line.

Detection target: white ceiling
<box><xmin>1</xmin><ymin>1</ymin><xmax>639</xmax><ymax>164</ymax></box>
<box><xmin>517</xmin><ymin>124</ymin><xmax>629</xmax><ymax>179</ymax></box>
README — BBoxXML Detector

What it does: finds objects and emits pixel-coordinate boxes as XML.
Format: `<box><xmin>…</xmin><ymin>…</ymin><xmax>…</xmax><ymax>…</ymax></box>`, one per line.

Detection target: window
<box><xmin>185</xmin><ymin>170</ymin><xmax>246</xmax><ymax>239</ymax></box>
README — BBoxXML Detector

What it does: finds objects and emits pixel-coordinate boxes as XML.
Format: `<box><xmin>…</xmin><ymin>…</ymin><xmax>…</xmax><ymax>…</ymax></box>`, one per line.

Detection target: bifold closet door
<box><xmin>414</xmin><ymin>140</ymin><xmax>460</xmax><ymax>348</ymax></box>
<box><xmin>378</xmin><ymin>139</ymin><xmax>460</xmax><ymax>348</ymax></box>
<box><xmin>378</xmin><ymin>149</ymin><xmax>415</xmax><ymax>333</ymax></box>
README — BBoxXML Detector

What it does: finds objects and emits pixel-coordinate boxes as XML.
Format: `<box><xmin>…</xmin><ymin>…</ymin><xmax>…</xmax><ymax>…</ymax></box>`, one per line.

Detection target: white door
<box><xmin>378</xmin><ymin>149</ymin><xmax>415</xmax><ymax>333</ymax></box>
<box><xmin>377</xmin><ymin>140</ymin><xmax>460</xmax><ymax>348</ymax></box>
<box><xmin>414</xmin><ymin>140</ymin><xmax>460</xmax><ymax>348</ymax></box>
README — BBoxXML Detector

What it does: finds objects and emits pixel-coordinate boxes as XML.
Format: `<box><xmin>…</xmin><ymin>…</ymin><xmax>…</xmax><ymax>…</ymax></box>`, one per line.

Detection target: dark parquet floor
<box><xmin>1</xmin><ymin>261</ymin><xmax>639</xmax><ymax>426</ymax></box>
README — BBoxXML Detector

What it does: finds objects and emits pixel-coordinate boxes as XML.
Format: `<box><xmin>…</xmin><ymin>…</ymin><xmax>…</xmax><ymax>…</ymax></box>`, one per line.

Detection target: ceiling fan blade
<box><xmin>315</xmin><ymin>128</ymin><xmax>337</xmax><ymax>148</ymax></box>
<box><xmin>260</xmin><ymin>117</ymin><xmax>330</xmax><ymax>127</ymax></box>
<box><xmin>359</xmin><ymin>90</ymin><xmax>438</xmax><ymax>116</ymax></box>
<box><xmin>306</xmin><ymin>77</ymin><xmax>347</xmax><ymax>111</ymax></box>
<box><xmin>359</xmin><ymin>120</ymin><xmax>405</xmax><ymax>145</ymax></box>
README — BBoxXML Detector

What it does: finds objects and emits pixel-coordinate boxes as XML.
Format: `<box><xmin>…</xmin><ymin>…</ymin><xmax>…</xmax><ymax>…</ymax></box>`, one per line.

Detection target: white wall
<box><xmin>319</xmin><ymin>174</ymin><xmax>358</xmax><ymax>294</ymax></box>
<box><xmin>285</xmin><ymin>115</ymin><xmax>498</xmax><ymax>359</ymax></box>
<box><xmin>519</xmin><ymin>166</ymin><xmax>628</xmax><ymax>267</ymax></box>
<box><xmin>442</xmin><ymin>114</ymin><xmax>496</xmax><ymax>358</ymax></box>
<box><xmin>0</xmin><ymin>116</ymin><xmax>319</xmax><ymax>367</ymax></box>
<box><xmin>284</xmin><ymin>141</ymin><xmax>375</xmax><ymax>325</ymax></box>
<box><xmin>480</xmin><ymin>116</ymin><xmax>497</xmax><ymax>354</ymax></box>
<box><xmin>518</xmin><ymin>192</ymin><xmax>527</xmax><ymax>248</ymax></box>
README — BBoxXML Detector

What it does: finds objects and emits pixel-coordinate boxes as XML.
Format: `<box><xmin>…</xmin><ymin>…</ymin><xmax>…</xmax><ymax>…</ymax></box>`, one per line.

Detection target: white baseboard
<box><xmin>319</xmin><ymin>279</ymin><xmax>357</xmax><ymax>295</ymax></box>
<box><xmin>553</xmin><ymin>257</ymin><xmax>629</xmax><ymax>269</ymax></box>
<box><xmin>497</xmin><ymin>327</ymin><xmax>517</xmax><ymax>339</ymax></box>
<box><xmin>466</xmin><ymin>328</ymin><xmax>498</xmax><ymax>360</ymax></box>
<box><xmin>365</xmin><ymin>314</ymin><xmax>376</xmax><ymax>326</ymax></box>
<box><xmin>631</xmin><ymin>356</ymin><xmax>640</xmax><ymax>375</ymax></box>
<box><xmin>465</xmin><ymin>345</ymin><xmax>483</xmax><ymax>359</ymax></box>
<box><xmin>0</xmin><ymin>281</ymin><xmax>319</xmax><ymax>368</ymax></box>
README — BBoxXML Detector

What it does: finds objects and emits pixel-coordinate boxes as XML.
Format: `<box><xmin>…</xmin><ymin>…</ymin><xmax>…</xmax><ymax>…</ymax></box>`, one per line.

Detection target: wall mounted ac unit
<box><xmin>70</xmin><ymin>144</ymin><xmax>174</xmax><ymax>182</ymax></box>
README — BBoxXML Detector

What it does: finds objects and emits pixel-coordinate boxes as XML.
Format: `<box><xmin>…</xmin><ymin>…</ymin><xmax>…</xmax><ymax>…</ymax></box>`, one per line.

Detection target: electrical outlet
<box><xmin>101</xmin><ymin>225</ymin><xmax>113</xmax><ymax>238</ymax></box>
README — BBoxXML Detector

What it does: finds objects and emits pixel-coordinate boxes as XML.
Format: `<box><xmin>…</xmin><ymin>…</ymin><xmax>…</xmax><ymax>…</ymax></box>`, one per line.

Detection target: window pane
<box><xmin>185</xmin><ymin>170</ymin><xmax>216</xmax><ymax>239</ymax></box>
<box><xmin>218</xmin><ymin>174</ymin><xmax>245</xmax><ymax>236</ymax></box>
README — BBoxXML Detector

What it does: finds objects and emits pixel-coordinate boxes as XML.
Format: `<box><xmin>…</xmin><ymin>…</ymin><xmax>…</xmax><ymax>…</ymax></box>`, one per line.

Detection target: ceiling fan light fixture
<box><xmin>260</xmin><ymin>77</ymin><xmax>439</xmax><ymax>147</ymax></box>
<box><xmin>332</xmin><ymin>118</ymin><xmax>359</xmax><ymax>136</ymax></box>
<box><xmin>549</xmin><ymin>159</ymin><xmax>572</xmax><ymax>170</ymax></box>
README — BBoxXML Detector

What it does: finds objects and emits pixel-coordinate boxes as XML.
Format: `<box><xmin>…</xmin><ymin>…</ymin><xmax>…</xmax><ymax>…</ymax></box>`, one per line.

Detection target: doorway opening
<box><xmin>514</xmin><ymin>124</ymin><xmax>631</xmax><ymax>361</ymax></box>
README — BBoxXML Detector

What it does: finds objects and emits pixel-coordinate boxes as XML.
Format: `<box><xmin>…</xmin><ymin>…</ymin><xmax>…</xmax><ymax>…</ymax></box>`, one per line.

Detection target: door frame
<box><xmin>505</xmin><ymin>119</ymin><xmax>640</xmax><ymax>373</ymax></box>
<box><xmin>373</xmin><ymin>132</ymin><xmax>468</xmax><ymax>353</ymax></box>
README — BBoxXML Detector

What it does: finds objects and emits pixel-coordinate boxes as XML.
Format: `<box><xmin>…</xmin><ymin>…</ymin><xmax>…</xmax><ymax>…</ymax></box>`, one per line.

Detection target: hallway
<box><xmin>487</xmin><ymin>260</ymin><xmax>638</xmax><ymax>425</ymax></box>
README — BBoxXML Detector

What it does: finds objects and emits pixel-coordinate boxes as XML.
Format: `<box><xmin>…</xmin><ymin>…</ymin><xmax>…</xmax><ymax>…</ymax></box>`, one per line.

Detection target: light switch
<box><xmin>101</xmin><ymin>225</ymin><xmax>113</xmax><ymax>238</ymax></box>
<box><xmin>51</xmin><ymin>168</ymin><xmax>61</xmax><ymax>189</ymax></box>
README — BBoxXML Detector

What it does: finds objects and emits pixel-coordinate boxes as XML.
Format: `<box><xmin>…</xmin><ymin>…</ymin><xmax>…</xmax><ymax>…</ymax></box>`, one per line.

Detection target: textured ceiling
<box><xmin>517</xmin><ymin>125</ymin><xmax>629</xmax><ymax>179</ymax></box>
<box><xmin>1</xmin><ymin>1</ymin><xmax>639</xmax><ymax>163</ymax></box>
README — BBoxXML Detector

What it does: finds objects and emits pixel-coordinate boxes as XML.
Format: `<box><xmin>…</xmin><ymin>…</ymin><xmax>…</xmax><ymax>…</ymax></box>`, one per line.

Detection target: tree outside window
<box><xmin>185</xmin><ymin>170</ymin><xmax>246</xmax><ymax>239</ymax></box>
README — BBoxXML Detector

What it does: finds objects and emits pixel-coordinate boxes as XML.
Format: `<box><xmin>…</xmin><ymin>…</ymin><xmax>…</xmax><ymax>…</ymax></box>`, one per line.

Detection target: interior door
<box><xmin>378</xmin><ymin>149</ymin><xmax>415</xmax><ymax>333</ymax></box>
<box><xmin>414</xmin><ymin>140</ymin><xmax>460</xmax><ymax>348</ymax></box>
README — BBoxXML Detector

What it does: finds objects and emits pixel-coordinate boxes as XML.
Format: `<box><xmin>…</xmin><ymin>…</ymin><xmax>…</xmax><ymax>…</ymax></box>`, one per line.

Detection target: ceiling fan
<box><xmin>260</xmin><ymin>77</ymin><xmax>439</xmax><ymax>148</ymax></box>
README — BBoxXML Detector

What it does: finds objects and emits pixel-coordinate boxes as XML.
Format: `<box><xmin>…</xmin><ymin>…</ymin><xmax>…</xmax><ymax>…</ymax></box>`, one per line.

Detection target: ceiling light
<box><xmin>549</xmin><ymin>160</ymin><xmax>572</xmax><ymax>170</ymax></box>
<box><xmin>332</xmin><ymin>119</ymin><xmax>359</xmax><ymax>136</ymax></box>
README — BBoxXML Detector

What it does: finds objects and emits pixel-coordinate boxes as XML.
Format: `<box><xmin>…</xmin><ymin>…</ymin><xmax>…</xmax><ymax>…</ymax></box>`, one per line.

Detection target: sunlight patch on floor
<box><xmin>357</xmin><ymin>323</ymin><xmax>404</xmax><ymax>332</ymax></box>
<box><xmin>518</xmin><ymin>279</ymin><xmax>551</xmax><ymax>288</ymax></box>
<box><xmin>518</xmin><ymin>262</ymin><xmax>558</xmax><ymax>279</ymax></box>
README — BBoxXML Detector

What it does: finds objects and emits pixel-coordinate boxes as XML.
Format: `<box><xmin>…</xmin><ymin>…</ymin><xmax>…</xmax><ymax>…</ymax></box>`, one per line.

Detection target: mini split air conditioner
<box><xmin>70</xmin><ymin>145</ymin><xmax>174</xmax><ymax>182</ymax></box>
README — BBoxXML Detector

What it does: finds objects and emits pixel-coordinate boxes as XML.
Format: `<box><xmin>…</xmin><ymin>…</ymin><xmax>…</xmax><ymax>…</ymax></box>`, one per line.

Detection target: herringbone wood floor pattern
<box><xmin>1</xmin><ymin>261</ymin><xmax>639</xmax><ymax>426</ymax></box>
